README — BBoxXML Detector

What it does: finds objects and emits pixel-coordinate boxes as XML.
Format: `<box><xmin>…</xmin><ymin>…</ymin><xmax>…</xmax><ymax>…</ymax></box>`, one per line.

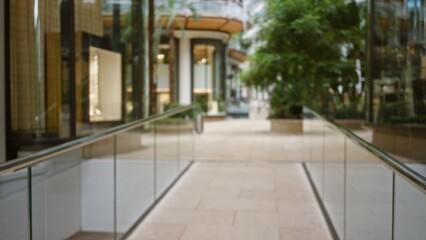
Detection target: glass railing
<box><xmin>303</xmin><ymin>107</ymin><xmax>426</xmax><ymax>240</ymax></box>
<box><xmin>0</xmin><ymin>105</ymin><xmax>196</xmax><ymax>240</ymax></box>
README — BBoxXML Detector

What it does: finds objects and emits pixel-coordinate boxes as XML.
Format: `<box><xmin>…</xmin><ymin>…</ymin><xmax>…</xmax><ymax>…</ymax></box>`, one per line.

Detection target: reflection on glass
<box><xmin>369</xmin><ymin>0</ymin><xmax>426</xmax><ymax>174</ymax></box>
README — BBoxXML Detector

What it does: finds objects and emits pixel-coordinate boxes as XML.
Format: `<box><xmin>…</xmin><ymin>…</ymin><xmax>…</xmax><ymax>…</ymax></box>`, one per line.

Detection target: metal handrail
<box><xmin>0</xmin><ymin>105</ymin><xmax>196</xmax><ymax>174</ymax></box>
<box><xmin>305</xmin><ymin>107</ymin><xmax>426</xmax><ymax>193</ymax></box>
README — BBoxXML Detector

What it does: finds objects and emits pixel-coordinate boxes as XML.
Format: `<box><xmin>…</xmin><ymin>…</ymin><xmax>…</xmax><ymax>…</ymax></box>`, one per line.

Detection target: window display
<box><xmin>89</xmin><ymin>47</ymin><xmax>122</xmax><ymax>122</ymax></box>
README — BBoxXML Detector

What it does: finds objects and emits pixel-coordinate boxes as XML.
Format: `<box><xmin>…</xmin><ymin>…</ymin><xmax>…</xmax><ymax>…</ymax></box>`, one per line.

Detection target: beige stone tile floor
<box><xmin>128</xmin><ymin>119</ymin><xmax>332</xmax><ymax>240</ymax></box>
<box><xmin>194</xmin><ymin>120</ymin><xmax>305</xmax><ymax>162</ymax></box>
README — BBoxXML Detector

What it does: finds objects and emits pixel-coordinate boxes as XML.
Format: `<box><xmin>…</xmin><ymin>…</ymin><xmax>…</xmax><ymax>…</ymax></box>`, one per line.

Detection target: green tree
<box><xmin>242</xmin><ymin>0</ymin><xmax>364</xmax><ymax>118</ymax></box>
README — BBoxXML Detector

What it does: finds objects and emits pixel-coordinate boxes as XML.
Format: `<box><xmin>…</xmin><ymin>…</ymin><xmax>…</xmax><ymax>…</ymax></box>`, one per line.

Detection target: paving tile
<box><xmin>171</xmin><ymin>187</ymin><xmax>241</xmax><ymax>199</ymax></box>
<box><xmin>129</xmin><ymin>119</ymin><xmax>333</xmax><ymax>239</ymax></box>
<box><xmin>146</xmin><ymin>209</ymin><xmax>235</xmax><ymax>226</ymax></box>
<box><xmin>176</xmin><ymin>175</ymin><xmax>213</xmax><ymax>189</ymax></box>
<box><xmin>234</xmin><ymin>212</ymin><xmax>286</xmax><ymax>227</ymax></box>
<box><xmin>235</xmin><ymin>211</ymin><xmax>327</xmax><ymax>229</ymax></box>
<box><xmin>128</xmin><ymin>223</ymin><xmax>186</xmax><ymax>240</ymax></box>
<box><xmin>279</xmin><ymin>227</ymin><xmax>332</xmax><ymax>240</ymax></box>
<box><xmin>156</xmin><ymin>194</ymin><xmax>200</xmax><ymax>210</ymax></box>
<box><xmin>276</xmin><ymin>179</ymin><xmax>312</xmax><ymax>191</ymax></box>
<box><xmin>277</xmin><ymin>200</ymin><xmax>322</xmax><ymax>214</ymax></box>
<box><xmin>217</xmin><ymin>166</ymin><xmax>274</xmax><ymax>174</ymax></box>
<box><xmin>198</xmin><ymin>198</ymin><xmax>277</xmax><ymax>212</ymax></box>
<box><xmin>181</xmin><ymin>225</ymin><xmax>280</xmax><ymax>240</ymax></box>
<box><xmin>240</xmin><ymin>189</ymin><xmax>315</xmax><ymax>201</ymax></box>
<box><xmin>210</xmin><ymin>178</ymin><xmax>276</xmax><ymax>190</ymax></box>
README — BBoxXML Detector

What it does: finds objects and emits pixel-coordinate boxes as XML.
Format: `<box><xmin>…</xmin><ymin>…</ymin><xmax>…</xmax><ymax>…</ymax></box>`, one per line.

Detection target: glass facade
<box><xmin>370</xmin><ymin>0</ymin><xmax>426</xmax><ymax>123</ymax></box>
<box><xmin>368</xmin><ymin>0</ymin><xmax>426</xmax><ymax>172</ymax></box>
<box><xmin>192</xmin><ymin>40</ymin><xmax>226</xmax><ymax>114</ymax></box>
<box><xmin>7</xmin><ymin>0</ymin><xmax>147</xmax><ymax>159</ymax></box>
<box><xmin>154</xmin><ymin>36</ymin><xmax>179</xmax><ymax>112</ymax></box>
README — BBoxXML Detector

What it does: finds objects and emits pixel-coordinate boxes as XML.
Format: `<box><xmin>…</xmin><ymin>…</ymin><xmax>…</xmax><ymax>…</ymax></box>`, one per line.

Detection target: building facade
<box><xmin>367</xmin><ymin>0</ymin><xmax>426</xmax><ymax>168</ymax></box>
<box><xmin>154</xmin><ymin>0</ymin><xmax>248</xmax><ymax>115</ymax></box>
<box><xmin>2</xmin><ymin>0</ymin><xmax>249</xmax><ymax>160</ymax></box>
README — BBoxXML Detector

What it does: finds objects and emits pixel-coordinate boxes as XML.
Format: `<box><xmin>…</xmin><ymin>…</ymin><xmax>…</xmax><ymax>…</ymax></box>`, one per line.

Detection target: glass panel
<box><xmin>31</xmin><ymin>137</ymin><xmax>115</xmax><ymax>240</ymax></box>
<box><xmin>155</xmin><ymin>116</ymin><xmax>179</xmax><ymax>197</ymax></box>
<box><xmin>323</xmin><ymin>124</ymin><xmax>345</xmax><ymax>238</ymax></box>
<box><xmin>345</xmin><ymin>140</ymin><xmax>393</xmax><ymax>240</ymax></box>
<box><xmin>0</xmin><ymin>169</ymin><xmax>29</xmax><ymax>240</ymax></box>
<box><xmin>116</xmin><ymin>125</ymin><xmax>155</xmax><ymax>236</ymax></box>
<box><xmin>394</xmin><ymin>174</ymin><xmax>426</xmax><ymax>240</ymax></box>
<box><xmin>31</xmin><ymin>150</ymin><xmax>83</xmax><ymax>240</ymax></box>
<box><xmin>302</xmin><ymin>109</ymin><xmax>312</xmax><ymax>164</ymax></box>
<box><xmin>309</xmin><ymin>116</ymin><xmax>324</xmax><ymax>198</ymax></box>
<box><xmin>80</xmin><ymin>138</ymin><xmax>116</xmax><ymax>239</ymax></box>
<box><xmin>178</xmin><ymin>111</ymin><xmax>194</xmax><ymax>172</ymax></box>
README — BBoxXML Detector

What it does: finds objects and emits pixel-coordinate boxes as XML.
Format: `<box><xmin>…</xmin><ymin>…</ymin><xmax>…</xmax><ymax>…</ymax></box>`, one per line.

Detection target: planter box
<box><xmin>335</xmin><ymin>119</ymin><xmax>365</xmax><ymax>130</ymax></box>
<box><xmin>370</xmin><ymin>124</ymin><xmax>426</xmax><ymax>163</ymax></box>
<box><xmin>270</xmin><ymin>119</ymin><xmax>303</xmax><ymax>134</ymax></box>
<box><xmin>155</xmin><ymin>122</ymin><xmax>193</xmax><ymax>134</ymax></box>
<box><xmin>204</xmin><ymin>113</ymin><xmax>226</xmax><ymax>122</ymax></box>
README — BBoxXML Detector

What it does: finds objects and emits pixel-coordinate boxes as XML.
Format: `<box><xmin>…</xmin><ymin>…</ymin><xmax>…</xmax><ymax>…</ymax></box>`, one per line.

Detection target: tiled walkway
<box><xmin>128</xmin><ymin>120</ymin><xmax>331</xmax><ymax>240</ymax></box>
<box><xmin>194</xmin><ymin>120</ymin><xmax>305</xmax><ymax>162</ymax></box>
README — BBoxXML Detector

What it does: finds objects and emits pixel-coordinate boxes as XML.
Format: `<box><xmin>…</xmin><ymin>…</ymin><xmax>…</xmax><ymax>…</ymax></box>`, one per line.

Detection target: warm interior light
<box><xmin>157</xmin><ymin>54</ymin><xmax>165</xmax><ymax>60</ymax></box>
<box><xmin>89</xmin><ymin>53</ymin><xmax>100</xmax><ymax>117</ymax></box>
<box><xmin>94</xmin><ymin>107</ymin><xmax>102</xmax><ymax>116</ymax></box>
<box><xmin>200</xmin><ymin>58</ymin><xmax>207</xmax><ymax>64</ymax></box>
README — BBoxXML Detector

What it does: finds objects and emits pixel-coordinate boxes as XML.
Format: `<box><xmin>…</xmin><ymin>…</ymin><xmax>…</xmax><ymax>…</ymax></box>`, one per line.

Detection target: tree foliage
<box><xmin>241</xmin><ymin>0</ymin><xmax>364</xmax><ymax>118</ymax></box>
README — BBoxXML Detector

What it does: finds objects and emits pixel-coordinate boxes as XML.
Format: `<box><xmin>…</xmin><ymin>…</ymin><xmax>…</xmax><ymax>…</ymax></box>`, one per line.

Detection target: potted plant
<box><xmin>241</xmin><ymin>0</ymin><xmax>363</xmax><ymax>133</ymax></box>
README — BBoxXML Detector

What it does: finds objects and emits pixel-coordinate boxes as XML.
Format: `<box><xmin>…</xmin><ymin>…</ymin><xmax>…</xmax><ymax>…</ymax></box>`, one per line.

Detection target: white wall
<box><xmin>174</xmin><ymin>30</ymin><xmax>229</xmax><ymax>105</ymax></box>
<box><xmin>0</xmin><ymin>0</ymin><xmax>5</xmax><ymax>163</ymax></box>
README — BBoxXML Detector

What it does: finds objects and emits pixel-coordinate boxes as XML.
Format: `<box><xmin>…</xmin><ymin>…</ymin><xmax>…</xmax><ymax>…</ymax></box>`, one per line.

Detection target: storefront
<box><xmin>6</xmin><ymin>0</ymin><xmax>148</xmax><ymax>159</ymax></box>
